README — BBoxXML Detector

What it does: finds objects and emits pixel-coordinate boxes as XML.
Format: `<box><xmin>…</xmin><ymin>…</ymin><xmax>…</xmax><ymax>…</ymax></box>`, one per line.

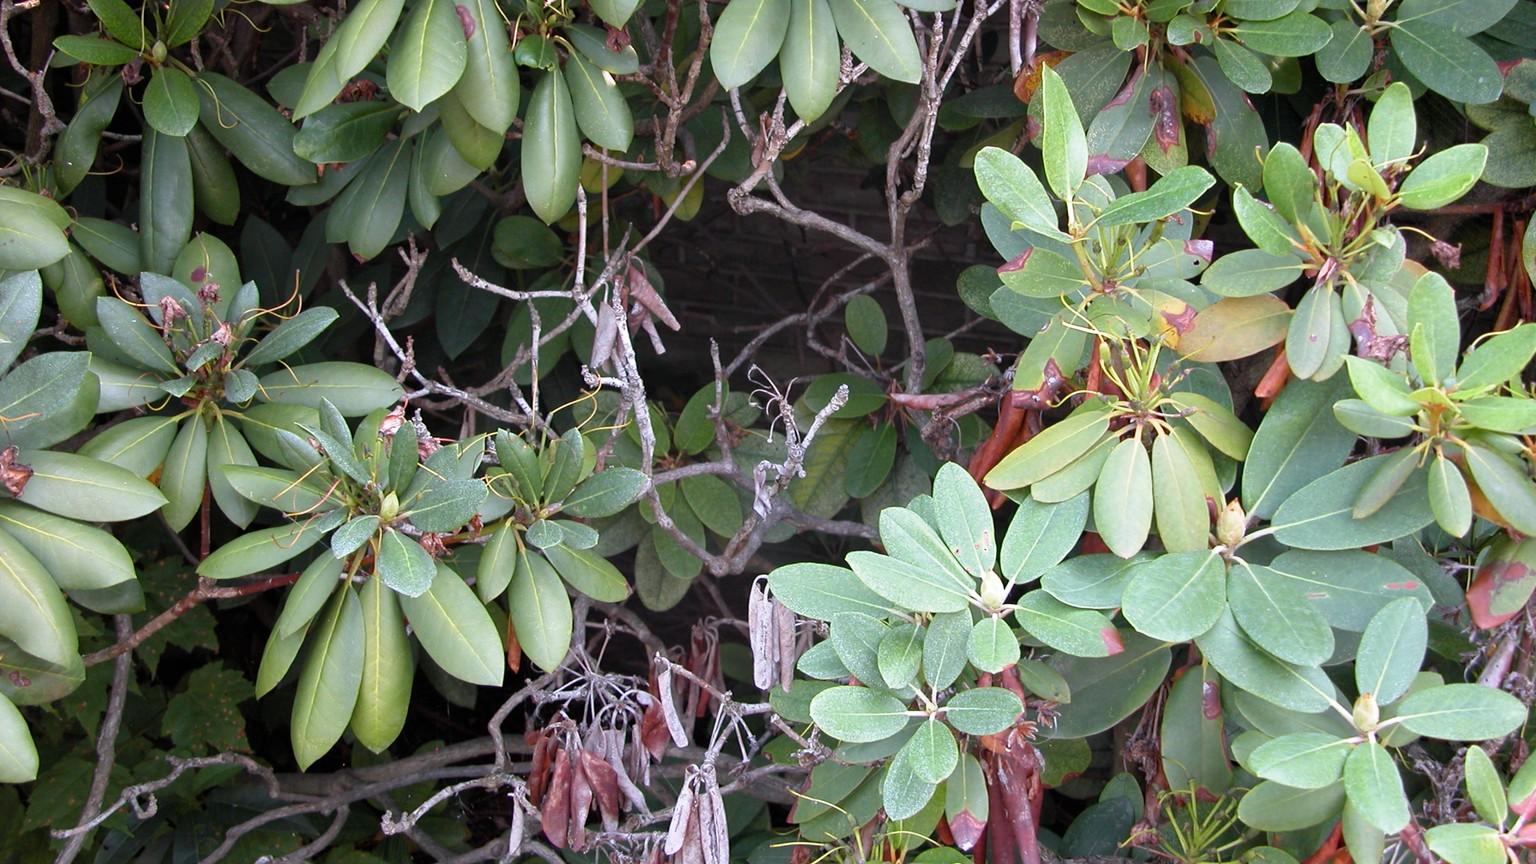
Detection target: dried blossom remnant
<box><xmin>378</xmin><ymin>404</ymin><xmax>405</xmax><ymax>437</ymax></box>
<box><xmin>697</xmin><ymin>767</ymin><xmax>730</xmax><ymax>864</ymax></box>
<box><xmin>1431</xmin><ymin>239</ymin><xmax>1463</xmax><ymax>270</ymax></box>
<box><xmin>664</xmin><ymin>776</ymin><xmax>696</xmax><ymax>855</ymax></box>
<box><xmin>1347</xmin><ymin>295</ymin><xmax>1408</xmax><ymax>362</ymax></box>
<box><xmin>656</xmin><ymin>663</ymin><xmax>690</xmax><ymax>748</ymax></box>
<box><xmin>748</xmin><ymin>578</ymin><xmax>775</xmax><ymax>689</ymax></box>
<box><xmin>0</xmin><ymin>445</ymin><xmax>32</xmax><ymax>496</ymax></box>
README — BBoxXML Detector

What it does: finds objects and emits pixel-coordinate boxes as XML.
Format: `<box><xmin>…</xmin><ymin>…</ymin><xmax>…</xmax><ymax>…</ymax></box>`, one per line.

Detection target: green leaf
<box><xmin>276</xmin><ymin>554</ymin><xmax>344</xmax><ymax>638</ymax></box>
<box><xmin>164</xmin><ymin>0</ymin><xmax>213</xmax><ymax>45</ymax></box>
<box><xmin>845</xmin><ymin>294</ymin><xmax>888</xmax><ymax>357</ymax></box>
<box><xmin>0</xmin><ymin>531</ymin><xmax>77</xmax><ymax>666</ymax></box>
<box><xmin>293</xmin><ymin>102</ymin><xmax>399</xmax><ymax>164</ymax></box>
<box><xmin>52</xmin><ymin>35</ymin><xmax>139</xmax><ymax>66</ymax></box>
<box><xmin>206</xmin><ymin>416</ymin><xmax>258</xmax><ymax>527</ymax></box>
<box><xmin>1233</xmin><ymin>185</ymin><xmax>1302</xmax><ymax>257</ymax></box>
<box><xmin>768</xmin><ymin>562</ymin><xmax>897</xmax><ymax>621</ymax></box>
<box><xmin>827</xmin><ymin>0</ymin><xmax>922</xmax><ymax>83</ymax></box>
<box><xmin>144</xmin><ymin>67</ymin><xmax>200</xmax><ymax>137</ymax></box>
<box><xmin>0</xmin><ymin>351</ymin><xmax>96</xmax><ymax>449</ymax></box>
<box><xmin>878</xmin><ymin>506</ymin><xmax>977</xmax><ymax>595</ymax></box>
<box><xmin>1368</xmin><ymin>82</ymin><xmax>1417</xmax><ymax>167</ymax></box>
<box><xmin>72</xmin><ymin>216</ymin><xmax>141</xmax><ymax>276</ymax></box>
<box><xmin>967</xmin><ymin>617</ymin><xmax>1020</xmax><ymax>673</ymax></box>
<box><xmin>1201</xmin><ymin>249</ymin><xmax>1306</xmax><ymax>298</ymax></box>
<box><xmin>1237</xmin><ymin>780</ymin><xmax>1344</xmax><ymax>832</ymax></box>
<box><xmin>198</xmin><ymin>519</ymin><xmax>330</xmax><ymax>578</ymax></box>
<box><xmin>86</xmin><ymin>0</ymin><xmax>148</xmax><ymax>50</ymax></box>
<box><xmin>1230</xmin><ymin>9</ymin><xmax>1331</xmax><ymax>56</ymax></box>
<box><xmin>242</xmin><ymin>308</ymin><xmax>339</xmax><ymax>367</ymax></box>
<box><xmin>542</xmin><ymin>544</ymin><xmax>630</xmax><ymax>602</ymax></box>
<box><xmin>565</xmin><ymin>50</ymin><xmax>633</xmax><ymax>152</ymax></box>
<box><xmin>1392</xmin><ymin>684</ymin><xmax>1527</xmax><ymax>741</ymax></box>
<box><xmin>986</xmin><ymin>403</ymin><xmax>1111</xmax><ymax>490</ymax></box>
<box><xmin>933</xmin><ymin>463</ymin><xmax>995</xmax><ymax>576</ymax></box>
<box><xmin>877</xmin><ymin>622</ymin><xmax>923</xmax><ymax>689</ymax></box>
<box><xmin>974</xmin><ymin>146</ymin><xmax>1068</xmax><ymax>242</ymax></box>
<box><xmin>1398</xmin><ymin>143</ymin><xmax>1488</xmax><ymax>209</ymax></box>
<box><xmin>903</xmin><ymin>718</ymin><xmax>958</xmax><ymax>784</ymax></box>
<box><xmin>510</xmin><ymin>548</ymin><xmax>572</xmax><ymax>671</ymax></box>
<box><xmin>1427</xmin><ymin>452</ymin><xmax>1473</xmax><ymax>537</ymax></box>
<box><xmin>1243</xmin><ymin>376</ymin><xmax>1355</xmax><ymax>518</ymax></box>
<box><xmin>1196</xmin><ymin>610</ymin><xmax>1334</xmax><ymax>713</ymax></box>
<box><xmin>0</xmin><ymin>500</ymin><xmax>134</xmax><ymax>591</ymax></box>
<box><xmin>1316</xmin><ymin>20</ymin><xmax>1371</xmax><ymax>83</ymax></box>
<box><xmin>522</xmin><ymin>70</ymin><xmax>581</xmax><ymax>223</ymax></box>
<box><xmin>0</xmin><ymin>268</ymin><xmax>40</xmax><ymax>378</ymax></box>
<box><xmin>256</xmin><ymin>620</ymin><xmax>309</xmax><ymax>698</ymax></box>
<box><xmin>400</xmin><ymin>563</ymin><xmax>503</xmax><ymax>686</ymax></box>
<box><xmin>811</xmin><ymin>686</ymin><xmax>913</xmax><ymax>742</ymax></box>
<box><xmin>138</xmin><ymin>130</ymin><xmax>194</xmax><ymax>274</ymax></box>
<box><xmin>334</xmin><ymin>0</ymin><xmax>406</xmax><ymax>80</ymax></box>
<box><xmin>1343</xmin><ymin>741</ymin><xmax>1410</xmax><ymax>833</ymax></box>
<box><xmin>1161</xmin><ymin>663</ymin><xmax>1232</xmax><ymax>795</ymax></box>
<box><xmin>1250</xmin><ymin>733</ymin><xmax>1353</xmax><ymax>789</ymax></box>
<box><xmin>1040</xmin><ymin>64</ymin><xmax>1086</xmax><ymax>198</ymax></box>
<box><xmin>1463</xmin><ymin>745</ymin><xmax>1507</xmax><ymax>824</ymax></box>
<box><xmin>14</xmin><ymin>449</ymin><xmax>167</xmax><ymax>522</ymax></box>
<box><xmin>559</xmin><ymin>467</ymin><xmax>648</xmax><ymax>517</ymax></box>
<box><xmin>376</xmin><ymin>529</ymin><xmax>436</xmax><ymax>597</ymax></box>
<box><xmin>1121</xmin><ymin>551</ymin><xmax>1225</xmax><ymax>642</ymax></box>
<box><xmin>882</xmin><ymin>741</ymin><xmax>938</xmax><ymax>821</ymax></box>
<box><xmin>455</xmin><ymin>0</ymin><xmax>519</xmax><ymax>130</ymax></box>
<box><xmin>386</xmin><ymin>0</ymin><xmax>468</xmax><ymax>111</ymax></box>
<box><xmin>1424</xmin><ymin>824</ymin><xmax>1507</xmax><ymax>864</ymax></box>
<box><xmin>780</xmin><ymin>0</ymin><xmax>839</xmax><ymax>120</ymax></box>
<box><xmin>1094</xmin><ymin>166</ymin><xmax>1214</xmax><ymax>227</ymax></box>
<box><xmin>257</xmin><ymin>361</ymin><xmax>403</xmax><ymax>415</ymax></box>
<box><xmin>1150</xmin><ymin>430</ymin><xmax>1209</xmax><ymax>553</ymax></box>
<box><xmin>1355</xmin><ymin>597</ymin><xmax>1426</xmax><ymax>706</ymax></box>
<box><xmin>1463</xmin><ymin>441</ymin><xmax>1536</xmax><ymax>535</ymax></box>
<box><xmin>1390</xmin><ymin>23</ymin><xmax>1501</xmax><ymax>105</ymax></box>
<box><xmin>1457</xmin><ymin>324</ymin><xmax>1536</xmax><ymax>390</ymax></box>
<box><xmin>0</xmin><ymin>693</ymin><xmax>36</xmax><ymax>783</ymax></box>
<box><xmin>1014</xmin><ymin>591</ymin><xmax>1122</xmax><ymax>657</ymax></box>
<box><xmin>1046</xmin><ymin>632</ymin><xmax>1171</xmax><ymax>737</ymax></box>
<box><xmin>710</xmin><ymin>0</ymin><xmax>791</xmax><ymax>89</ymax></box>
<box><xmin>291</xmin><ymin>585</ymin><xmax>363</xmax><ymax>770</ymax></box>
<box><xmin>94</xmin><ymin>296</ymin><xmax>177</xmax><ymax>374</ymax></box>
<box><xmin>846</xmin><ymin>422</ymin><xmax>897</xmax><ymax>498</ymax></box>
<box><xmin>1040</xmin><ymin>553</ymin><xmax>1141</xmax><ymax>610</ymax></box>
<box><xmin>351</xmin><ymin>574</ymin><xmax>413</xmax><ymax>753</ymax></box>
<box><xmin>159</xmin><ymin>415</ymin><xmax>208</xmax><ymax>532</ymax></box>
<box><xmin>831</xmin><ymin>612</ymin><xmax>887</xmax><ymax>685</ymax></box>
<box><xmin>1176</xmin><ymin>295</ymin><xmax>1291</xmax><ymax>362</ymax></box>
<box><xmin>1000</xmin><ymin>492</ymin><xmax>1088</xmax><ymax>585</ymax></box>
<box><xmin>1271</xmin><ymin>454</ymin><xmax>1435</xmax><ymax>550</ymax></box>
<box><xmin>943</xmin><ymin>687</ymin><xmax>1023</xmax><ymax>735</ymax></box>
<box><xmin>1227</xmin><ymin>562</ymin><xmax>1334</xmax><ymax>667</ymax></box>
<box><xmin>197</xmin><ymin>73</ymin><xmax>316</xmax><ymax>187</ymax></box>
<box><xmin>923</xmin><ymin>609</ymin><xmax>972</xmax><ymax>690</ymax></box>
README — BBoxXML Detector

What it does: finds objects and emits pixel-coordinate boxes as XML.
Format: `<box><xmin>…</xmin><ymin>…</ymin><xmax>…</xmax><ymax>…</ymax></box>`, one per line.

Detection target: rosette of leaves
<box><xmin>0</xmin><ymin>271</ymin><xmax>168</xmax><ymax>784</ymax></box>
<box><xmin>1331</xmin><ymin>285</ymin><xmax>1536</xmax><ymax>538</ymax></box>
<box><xmin>1034</xmin><ymin>0</ymin><xmax>1331</xmax><ymax>187</ymax></box>
<box><xmin>766</xmin><ymin>465</ymin><xmax>1154</xmax><ymax>824</ymax></box>
<box><xmin>54</xmin><ymin>2</ymin><xmax>317</xmax><ymax>267</ymax></box>
<box><xmin>1198</xmin><ymin>82</ymin><xmax>1489</xmax><ymax>381</ymax></box>
<box><xmin>474</xmin><ymin>428</ymin><xmax>646</xmax><ymax>672</ymax></box>
<box><xmin>971</xmin><ymin>67</ymin><xmax>1229</xmax><ymax>397</ymax></box>
<box><xmin>1411</xmin><ymin>742</ymin><xmax>1536</xmax><ymax>864</ymax></box>
<box><xmin>283</xmin><ymin>0</ymin><xmax>634</xmax><ymax>231</ymax></box>
<box><xmin>198</xmin><ymin>398</ymin><xmax>505</xmax><ymax>767</ymax></box>
<box><xmin>78</xmin><ymin>251</ymin><xmax>402</xmax><ymax>535</ymax></box>
<box><xmin>1235</xmin><ymin>598</ymin><xmax>1526</xmax><ymax>857</ymax></box>
<box><xmin>984</xmin><ymin>338</ymin><xmax>1253</xmax><ymax>558</ymax></box>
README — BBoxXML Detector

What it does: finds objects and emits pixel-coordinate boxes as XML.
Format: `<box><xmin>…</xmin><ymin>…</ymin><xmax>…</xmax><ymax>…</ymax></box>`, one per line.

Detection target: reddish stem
<box><xmin>81</xmin><ymin>573</ymin><xmax>301</xmax><ymax>667</ymax></box>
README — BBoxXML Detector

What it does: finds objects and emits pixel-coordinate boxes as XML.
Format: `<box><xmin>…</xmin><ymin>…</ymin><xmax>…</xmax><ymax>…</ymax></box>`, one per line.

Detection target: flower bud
<box><xmin>380</xmin><ymin>491</ymin><xmax>399</xmax><ymax>523</ymax></box>
<box><xmin>1216</xmin><ymin>499</ymin><xmax>1246</xmax><ymax>548</ymax></box>
<box><xmin>979</xmin><ymin>569</ymin><xmax>1007</xmax><ymax>611</ymax></box>
<box><xmin>1352</xmin><ymin>692</ymin><xmax>1379</xmax><ymax>732</ymax></box>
